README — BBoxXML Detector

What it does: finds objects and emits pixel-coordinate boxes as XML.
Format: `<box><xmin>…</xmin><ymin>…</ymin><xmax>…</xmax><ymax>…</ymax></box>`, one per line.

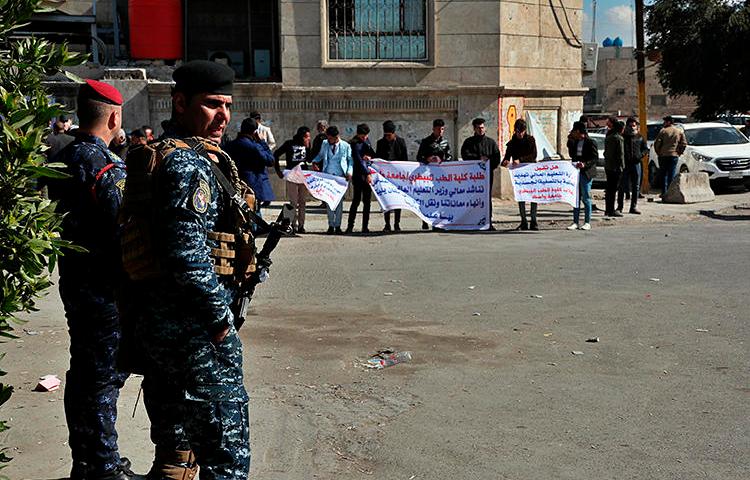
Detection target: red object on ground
<box><xmin>129</xmin><ymin>0</ymin><xmax>183</xmax><ymax>60</ymax></box>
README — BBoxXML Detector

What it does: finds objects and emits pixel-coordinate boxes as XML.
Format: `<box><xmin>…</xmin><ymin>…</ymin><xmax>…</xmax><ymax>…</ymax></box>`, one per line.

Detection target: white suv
<box><xmin>651</xmin><ymin>122</ymin><xmax>750</xmax><ymax>188</ymax></box>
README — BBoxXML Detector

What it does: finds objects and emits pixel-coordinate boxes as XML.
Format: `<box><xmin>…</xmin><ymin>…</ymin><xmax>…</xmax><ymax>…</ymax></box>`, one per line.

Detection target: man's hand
<box><xmin>276</xmin><ymin>170</ymin><xmax>284</xmax><ymax>179</ymax></box>
<box><xmin>312</xmin><ymin>163</ymin><xmax>320</xmax><ymax>171</ymax></box>
<box><xmin>366</xmin><ymin>174</ymin><xmax>372</xmax><ymax>184</ymax></box>
<box><xmin>363</xmin><ymin>155</ymin><xmax>372</xmax><ymax>161</ymax></box>
<box><xmin>501</xmin><ymin>159</ymin><xmax>510</xmax><ymax>167</ymax></box>
<box><xmin>346</xmin><ymin>174</ymin><xmax>352</xmax><ymax>182</ymax></box>
<box><xmin>575</xmin><ymin>161</ymin><xmax>584</xmax><ymax>169</ymax></box>
<box><xmin>480</xmin><ymin>155</ymin><xmax>489</xmax><ymax>161</ymax></box>
<box><xmin>212</xmin><ymin>325</ymin><xmax>230</xmax><ymax>345</ymax></box>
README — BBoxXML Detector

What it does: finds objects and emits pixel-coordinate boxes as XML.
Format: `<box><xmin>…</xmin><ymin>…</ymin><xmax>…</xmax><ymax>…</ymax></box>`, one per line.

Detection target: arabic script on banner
<box><xmin>284</xmin><ymin>166</ymin><xmax>348</xmax><ymax>210</ymax></box>
<box><xmin>368</xmin><ymin>160</ymin><xmax>490</xmax><ymax>230</ymax></box>
<box><xmin>509</xmin><ymin>161</ymin><xmax>579</xmax><ymax>207</ymax></box>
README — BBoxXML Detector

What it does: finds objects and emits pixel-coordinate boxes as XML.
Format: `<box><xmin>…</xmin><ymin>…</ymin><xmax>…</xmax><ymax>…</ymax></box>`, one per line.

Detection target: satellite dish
<box><xmin>613</xmin><ymin>37</ymin><xmax>623</xmax><ymax>47</ymax></box>
<box><xmin>602</xmin><ymin>37</ymin><xmax>613</xmax><ymax>47</ymax></box>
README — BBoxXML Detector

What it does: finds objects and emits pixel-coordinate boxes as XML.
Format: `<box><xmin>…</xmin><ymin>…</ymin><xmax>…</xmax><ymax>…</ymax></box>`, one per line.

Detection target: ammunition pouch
<box><xmin>207</xmin><ymin>231</ymin><xmax>256</xmax><ymax>283</ymax></box>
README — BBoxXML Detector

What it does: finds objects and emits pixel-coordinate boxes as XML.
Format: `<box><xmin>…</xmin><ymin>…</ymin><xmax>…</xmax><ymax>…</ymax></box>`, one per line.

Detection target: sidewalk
<box><xmin>259</xmin><ymin>188</ymin><xmax>750</xmax><ymax>233</ymax></box>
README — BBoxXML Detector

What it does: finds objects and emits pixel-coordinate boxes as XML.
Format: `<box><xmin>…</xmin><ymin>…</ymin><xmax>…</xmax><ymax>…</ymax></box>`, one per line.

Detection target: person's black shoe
<box><xmin>70</xmin><ymin>461</ymin><xmax>88</xmax><ymax>480</ymax></box>
<box><xmin>383</xmin><ymin>224</ymin><xmax>392</xmax><ymax>232</ymax></box>
<box><xmin>297</xmin><ymin>226</ymin><xmax>306</xmax><ymax>234</ymax></box>
<box><xmin>488</xmin><ymin>225</ymin><xmax>496</xmax><ymax>231</ymax></box>
<box><xmin>326</xmin><ymin>227</ymin><xmax>334</xmax><ymax>235</ymax></box>
<box><xmin>421</xmin><ymin>222</ymin><xmax>429</xmax><ymax>230</ymax></box>
<box><xmin>516</xmin><ymin>221</ymin><xmax>529</xmax><ymax>231</ymax></box>
<box><xmin>345</xmin><ymin>226</ymin><xmax>353</xmax><ymax>234</ymax></box>
<box><xmin>629</xmin><ymin>208</ymin><xmax>641</xmax><ymax>215</ymax></box>
<box><xmin>362</xmin><ymin>227</ymin><xmax>370</xmax><ymax>233</ymax></box>
<box><xmin>638</xmin><ymin>193</ymin><xmax>645</xmax><ymax>199</ymax></box>
<box><xmin>530</xmin><ymin>221</ymin><xmax>539</xmax><ymax>231</ymax></box>
<box><xmin>394</xmin><ymin>224</ymin><xmax>401</xmax><ymax>231</ymax></box>
<box><xmin>335</xmin><ymin>227</ymin><xmax>343</xmax><ymax>234</ymax></box>
<box><xmin>612</xmin><ymin>210</ymin><xmax>623</xmax><ymax>217</ymax></box>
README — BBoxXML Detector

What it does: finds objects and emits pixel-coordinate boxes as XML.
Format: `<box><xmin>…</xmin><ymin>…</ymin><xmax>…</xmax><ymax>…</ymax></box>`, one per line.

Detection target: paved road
<box><xmin>4</xmin><ymin>203</ymin><xmax>749</xmax><ymax>480</ymax></box>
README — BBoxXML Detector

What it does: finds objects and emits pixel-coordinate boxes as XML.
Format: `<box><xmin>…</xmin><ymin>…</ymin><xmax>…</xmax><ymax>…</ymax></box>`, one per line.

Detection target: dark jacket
<box><xmin>568</xmin><ymin>136</ymin><xmax>599</xmax><ymax>181</ymax></box>
<box><xmin>623</xmin><ymin>132</ymin><xmax>648</xmax><ymax>166</ymax></box>
<box><xmin>417</xmin><ymin>134</ymin><xmax>452</xmax><ymax>163</ymax></box>
<box><xmin>503</xmin><ymin>135</ymin><xmax>537</xmax><ymax>164</ymax></box>
<box><xmin>274</xmin><ymin>138</ymin><xmax>310</xmax><ymax>175</ymax></box>
<box><xmin>310</xmin><ymin>132</ymin><xmax>328</xmax><ymax>160</ymax></box>
<box><xmin>461</xmin><ymin>135</ymin><xmax>501</xmax><ymax>168</ymax></box>
<box><xmin>224</xmin><ymin>135</ymin><xmax>275</xmax><ymax>201</ymax></box>
<box><xmin>604</xmin><ymin>132</ymin><xmax>625</xmax><ymax>171</ymax></box>
<box><xmin>349</xmin><ymin>136</ymin><xmax>376</xmax><ymax>182</ymax></box>
<box><xmin>375</xmin><ymin>135</ymin><xmax>409</xmax><ymax>162</ymax></box>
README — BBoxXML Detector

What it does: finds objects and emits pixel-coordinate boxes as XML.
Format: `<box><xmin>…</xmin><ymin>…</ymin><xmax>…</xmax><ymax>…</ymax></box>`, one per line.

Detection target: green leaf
<box><xmin>24</xmin><ymin>165</ymin><xmax>69</xmax><ymax>179</ymax></box>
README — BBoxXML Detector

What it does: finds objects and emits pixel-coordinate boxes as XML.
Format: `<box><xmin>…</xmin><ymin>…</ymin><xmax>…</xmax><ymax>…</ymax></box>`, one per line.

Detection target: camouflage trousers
<box><xmin>59</xmin><ymin>278</ymin><xmax>128</xmax><ymax>477</ymax></box>
<box><xmin>139</xmin><ymin>322</ymin><xmax>250</xmax><ymax>480</ymax></box>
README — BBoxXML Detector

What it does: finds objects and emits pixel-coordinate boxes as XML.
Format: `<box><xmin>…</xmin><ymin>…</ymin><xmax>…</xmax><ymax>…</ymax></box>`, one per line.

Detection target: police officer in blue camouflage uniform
<box><xmin>47</xmin><ymin>80</ymin><xmax>138</xmax><ymax>480</ymax></box>
<box><xmin>122</xmin><ymin>60</ymin><xmax>250</xmax><ymax>480</ymax></box>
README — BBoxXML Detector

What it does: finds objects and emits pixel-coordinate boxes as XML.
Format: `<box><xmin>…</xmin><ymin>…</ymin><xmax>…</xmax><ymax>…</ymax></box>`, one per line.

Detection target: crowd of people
<box><xmin>48</xmin><ymin>104</ymin><xmax>689</xmax><ymax>237</ymax></box>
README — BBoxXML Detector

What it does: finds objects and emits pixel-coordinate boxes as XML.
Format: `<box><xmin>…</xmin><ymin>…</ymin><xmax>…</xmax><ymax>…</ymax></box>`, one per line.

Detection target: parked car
<box><xmin>650</xmin><ymin>122</ymin><xmax>750</xmax><ymax>189</ymax></box>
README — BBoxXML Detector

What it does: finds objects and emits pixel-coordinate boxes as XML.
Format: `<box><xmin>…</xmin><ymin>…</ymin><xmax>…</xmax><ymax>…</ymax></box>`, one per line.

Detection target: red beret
<box><xmin>79</xmin><ymin>79</ymin><xmax>123</xmax><ymax>106</ymax></box>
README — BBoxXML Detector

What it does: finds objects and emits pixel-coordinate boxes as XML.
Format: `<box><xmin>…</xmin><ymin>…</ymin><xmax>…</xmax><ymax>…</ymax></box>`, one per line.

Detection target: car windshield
<box><xmin>591</xmin><ymin>136</ymin><xmax>605</xmax><ymax>151</ymax></box>
<box><xmin>685</xmin><ymin>127</ymin><xmax>749</xmax><ymax>146</ymax></box>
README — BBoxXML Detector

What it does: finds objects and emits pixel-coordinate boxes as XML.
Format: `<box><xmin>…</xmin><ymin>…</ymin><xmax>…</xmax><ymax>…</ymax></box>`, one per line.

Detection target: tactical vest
<box><xmin>120</xmin><ymin>137</ymin><xmax>257</xmax><ymax>284</ymax></box>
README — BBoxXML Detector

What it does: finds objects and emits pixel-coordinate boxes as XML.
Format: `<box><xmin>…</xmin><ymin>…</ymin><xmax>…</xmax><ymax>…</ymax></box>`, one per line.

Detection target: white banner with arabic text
<box><xmin>509</xmin><ymin>161</ymin><xmax>579</xmax><ymax>207</ymax></box>
<box><xmin>283</xmin><ymin>166</ymin><xmax>348</xmax><ymax>210</ymax></box>
<box><xmin>369</xmin><ymin>160</ymin><xmax>490</xmax><ymax>230</ymax></box>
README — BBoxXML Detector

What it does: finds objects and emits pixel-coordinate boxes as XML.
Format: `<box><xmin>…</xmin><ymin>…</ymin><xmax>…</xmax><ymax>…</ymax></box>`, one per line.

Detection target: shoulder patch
<box><xmin>116</xmin><ymin>178</ymin><xmax>126</xmax><ymax>192</ymax></box>
<box><xmin>192</xmin><ymin>179</ymin><xmax>210</xmax><ymax>213</ymax></box>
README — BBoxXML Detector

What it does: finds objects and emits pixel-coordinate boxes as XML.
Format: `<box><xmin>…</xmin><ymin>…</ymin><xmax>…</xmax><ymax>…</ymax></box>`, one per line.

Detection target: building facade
<box><xmin>45</xmin><ymin>0</ymin><xmax>586</xmax><ymax>159</ymax></box>
<box><xmin>583</xmin><ymin>46</ymin><xmax>697</xmax><ymax>120</ymax></box>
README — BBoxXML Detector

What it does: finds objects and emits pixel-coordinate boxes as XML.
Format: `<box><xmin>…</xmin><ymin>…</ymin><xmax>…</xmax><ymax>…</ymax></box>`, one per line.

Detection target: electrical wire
<box><xmin>549</xmin><ymin>0</ymin><xmax>583</xmax><ymax>49</ymax></box>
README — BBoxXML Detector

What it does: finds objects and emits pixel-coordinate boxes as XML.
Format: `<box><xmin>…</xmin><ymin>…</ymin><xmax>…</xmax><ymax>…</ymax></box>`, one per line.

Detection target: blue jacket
<box><xmin>312</xmin><ymin>139</ymin><xmax>353</xmax><ymax>177</ymax></box>
<box><xmin>224</xmin><ymin>135</ymin><xmax>276</xmax><ymax>201</ymax></box>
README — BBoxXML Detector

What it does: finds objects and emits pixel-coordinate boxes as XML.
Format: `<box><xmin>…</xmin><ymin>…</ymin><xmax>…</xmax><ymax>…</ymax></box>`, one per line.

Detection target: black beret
<box><xmin>173</xmin><ymin>60</ymin><xmax>234</xmax><ymax>96</ymax></box>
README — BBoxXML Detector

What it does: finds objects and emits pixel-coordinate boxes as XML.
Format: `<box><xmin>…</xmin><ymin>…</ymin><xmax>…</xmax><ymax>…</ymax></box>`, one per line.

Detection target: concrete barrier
<box><xmin>662</xmin><ymin>172</ymin><xmax>715</xmax><ymax>204</ymax></box>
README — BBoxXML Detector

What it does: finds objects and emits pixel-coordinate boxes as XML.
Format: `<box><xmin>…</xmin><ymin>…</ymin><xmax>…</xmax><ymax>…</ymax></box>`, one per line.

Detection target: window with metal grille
<box><xmin>328</xmin><ymin>0</ymin><xmax>428</xmax><ymax>61</ymax></box>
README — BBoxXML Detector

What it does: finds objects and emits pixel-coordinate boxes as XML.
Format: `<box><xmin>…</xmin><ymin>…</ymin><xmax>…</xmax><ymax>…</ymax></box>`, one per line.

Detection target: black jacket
<box><xmin>623</xmin><ymin>132</ymin><xmax>648</xmax><ymax>166</ymax></box>
<box><xmin>417</xmin><ymin>134</ymin><xmax>452</xmax><ymax>163</ymax></box>
<box><xmin>503</xmin><ymin>135</ymin><xmax>537</xmax><ymax>164</ymax></box>
<box><xmin>375</xmin><ymin>135</ymin><xmax>409</xmax><ymax>162</ymax></box>
<box><xmin>310</xmin><ymin>132</ymin><xmax>327</xmax><ymax>160</ymax></box>
<box><xmin>461</xmin><ymin>135</ymin><xmax>501</xmax><ymax>168</ymax></box>
<box><xmin>568</xmin><ymin>136</ymin><xmax>599</xmax><ymax>181</ymax></box>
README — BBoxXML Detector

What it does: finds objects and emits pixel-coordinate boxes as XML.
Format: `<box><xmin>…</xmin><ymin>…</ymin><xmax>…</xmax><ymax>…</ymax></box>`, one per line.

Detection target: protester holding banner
<box><xmin>417</xmin><ymin>119</ymin><xmax>452</xmax><ymax>229</ymax></box>
<box><xmin>376</xmin><ymin>120</ymin><xmax>409</xmax><ymax>232</ymax></box>
<box><xmin>274</xmin><ymin>126</ymin><xmax>312</xmax><ymax>233</ymax></box>
<box><xmin>460</xmin><ymin>117</ymin><xmax>501</xmax><ymax>230</ymax></box>
<box><xmin>417</xmin><ymin>119</ymin><xmax>452</xmax><ymax>164</ymax></box>
<box><xmin>567</xmin><ymin>122</ymin><xmax>598</xmax><ymax>231</ymax></box>
<box><xmin>346</xmin><ymin>124</ymin><xmax>376</xmax><ymax>233</ymax></box>
<box><xmin>312</xmin><ymin>125</ymin><xmax>352</xmax><ymax>234</ymax></box>
<box><xmin>501</xmin><ymin>119</ymin><xmax>539</xmax><ymax>230</ymax></box>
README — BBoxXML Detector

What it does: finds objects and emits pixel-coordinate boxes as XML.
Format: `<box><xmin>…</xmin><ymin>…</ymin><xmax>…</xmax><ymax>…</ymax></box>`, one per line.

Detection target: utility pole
<box><xmin>635</xmin><ymin>0</ymin><xmax>650</xmax><ymax>192</ymax></box>
<box><xmin>591</xmin><ymin>0</ymin><xmax>598</xmax><ymax>43</ymax></box>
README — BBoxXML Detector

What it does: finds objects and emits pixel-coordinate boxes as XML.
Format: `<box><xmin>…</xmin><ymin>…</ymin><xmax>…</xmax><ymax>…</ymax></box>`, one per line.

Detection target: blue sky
<box><xmin>583</xmin><ymin>0</ymin><xmax>636</xmax><ymax>46</ymax></box>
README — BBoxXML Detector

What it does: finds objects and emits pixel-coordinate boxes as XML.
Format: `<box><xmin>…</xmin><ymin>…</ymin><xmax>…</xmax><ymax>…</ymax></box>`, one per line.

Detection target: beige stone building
<box><xmin>583</xmin><ymin>46</ymin><xmax>697</xmax><ymax>120</ymax></box>
<box><xmin>43</xmin><ymin>0</ymin><xmax>586</xmax><ymax>158</ymax></box>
